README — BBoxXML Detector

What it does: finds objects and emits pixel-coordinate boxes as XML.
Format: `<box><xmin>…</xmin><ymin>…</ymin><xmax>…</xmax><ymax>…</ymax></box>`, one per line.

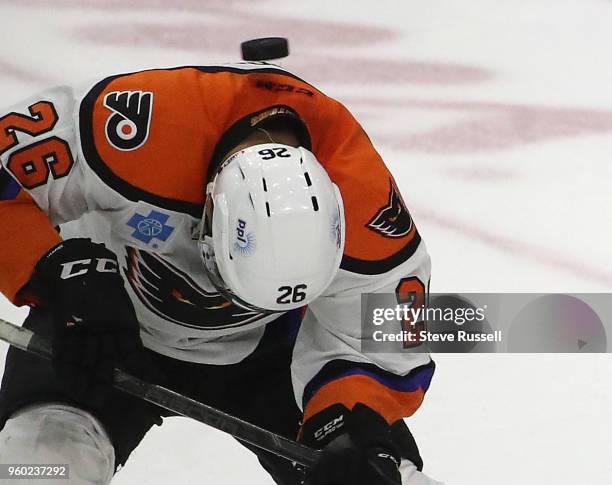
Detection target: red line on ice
<box><xmin>346</xmin><ymin>97</ymin><xmax>612</xmax><ymax>152</ymax></box>
<box><xmin>415</xmin><ymin>206</ymin><xmax>612</xmax><ymax>287</ymax></box>
<box><xmin>0</xmin><ymin>61</ymin><xmax>48</xmax><ymax>85</ymax></box>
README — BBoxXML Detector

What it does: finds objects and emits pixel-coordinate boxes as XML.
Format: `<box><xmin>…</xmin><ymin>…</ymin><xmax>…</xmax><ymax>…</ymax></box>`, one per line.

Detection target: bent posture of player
<box><xmin>0</xmin><ymin>62</ymin><xmax>440</xmax><ymax>485</ymax></box>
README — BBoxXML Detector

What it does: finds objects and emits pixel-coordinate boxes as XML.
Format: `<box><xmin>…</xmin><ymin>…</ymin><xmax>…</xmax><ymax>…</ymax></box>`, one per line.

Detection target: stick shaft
<box><xmin>0</xmin><ymin>318</ymin><xmax>320</xmax><ymax>467</ymax></box>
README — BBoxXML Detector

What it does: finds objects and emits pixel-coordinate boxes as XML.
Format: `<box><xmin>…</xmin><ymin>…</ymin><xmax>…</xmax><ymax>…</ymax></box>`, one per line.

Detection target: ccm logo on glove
<box><xmin>60</xmin><ymin>258</ymin><xmax>118</xmax><ymax>279</ymax></box>
<box><xmin>313</xmin><ymin>414</ymin><xmax>345</xmax><ymax>441</ymax></box>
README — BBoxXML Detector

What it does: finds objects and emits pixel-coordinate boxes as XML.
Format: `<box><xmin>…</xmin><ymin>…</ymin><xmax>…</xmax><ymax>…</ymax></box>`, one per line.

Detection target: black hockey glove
<box><xmin>300</xmin><ymin>403</ymin><xmax>403</xmax><ymax>485</ymax></box>
<box><xmin>29</xmin><ymin>238</ymin><xmax>150</xmax><ymax>407</ymax></box>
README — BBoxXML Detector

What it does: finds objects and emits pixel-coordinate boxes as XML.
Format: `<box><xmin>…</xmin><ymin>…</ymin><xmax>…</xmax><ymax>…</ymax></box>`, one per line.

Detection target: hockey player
<box><xmin>0</xmin><ymin>63</ymin><xmax>439</xmax><ymax>485</ymax></box>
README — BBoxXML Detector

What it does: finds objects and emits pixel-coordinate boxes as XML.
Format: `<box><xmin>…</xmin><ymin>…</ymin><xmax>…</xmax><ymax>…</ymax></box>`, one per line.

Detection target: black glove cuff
<box><xmin>347</xmin><ymin>403</ymin><xmax>399</xmax><ymax>455</ymax></box>
<box><xmin>301</xmin><ymin>402</ymin><xmax>400</xmax><ymax>463</ymax></box>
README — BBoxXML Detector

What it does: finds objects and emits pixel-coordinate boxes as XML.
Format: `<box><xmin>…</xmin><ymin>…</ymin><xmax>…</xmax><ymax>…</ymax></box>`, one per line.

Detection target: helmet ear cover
<box><xmin>198</xmin><ymin>143</ymin><xmax>345</xmax><ymax>313</ymax></box>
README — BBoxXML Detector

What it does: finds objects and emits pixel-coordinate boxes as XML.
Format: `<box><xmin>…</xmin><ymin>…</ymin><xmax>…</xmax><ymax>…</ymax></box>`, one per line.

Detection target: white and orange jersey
<box><xmin>0</xmin><ymin>63</ymin><xmax>432</xmax><ymax>424</ymax></box>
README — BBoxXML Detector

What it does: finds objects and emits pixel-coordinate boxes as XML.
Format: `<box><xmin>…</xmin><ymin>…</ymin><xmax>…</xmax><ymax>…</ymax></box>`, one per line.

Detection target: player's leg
<box><xmin>0</xmin><ymin>310</ymin><xmax>165</xmax><ymax>484</ymax></box>
<box><xmin>0</xmin><ymin>403</ymin><xmax>114</xmax><ymax>485</ymax></box>
<box><xmin>208</xmin><ymin>311</ymin><xmax>441</xmax><ymax>485</ymax></box>
<box><xmin>185</xmin><ymin>310</ymin><xmax>304</xmax><ymax>485</ymax></box>
<box><xmin>230</xmin><ymin>312</ymin><xmax>306</xmax><ymax>485</ymax></box>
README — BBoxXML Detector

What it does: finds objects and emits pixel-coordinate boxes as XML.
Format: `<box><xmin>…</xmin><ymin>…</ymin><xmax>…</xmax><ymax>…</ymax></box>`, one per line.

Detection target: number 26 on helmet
<box><xmin>198</xmin><ymin>143</ymin><xmax>345</xmax><ymax>313</ymax></box>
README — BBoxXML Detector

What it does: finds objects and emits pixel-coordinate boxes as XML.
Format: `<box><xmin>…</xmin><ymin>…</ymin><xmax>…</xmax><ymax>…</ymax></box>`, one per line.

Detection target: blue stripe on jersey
<box><xmin>302</xmin><ymin>359</ymin><xmax>435</xmax><ymax>409</ymax></box>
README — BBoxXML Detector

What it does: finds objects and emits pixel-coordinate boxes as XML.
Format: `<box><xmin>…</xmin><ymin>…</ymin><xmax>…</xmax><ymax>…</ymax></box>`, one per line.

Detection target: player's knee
<box><xmin>0</xmin><ymin>403</ymin><xmax>115</xmax><ymax>485</ymax></box>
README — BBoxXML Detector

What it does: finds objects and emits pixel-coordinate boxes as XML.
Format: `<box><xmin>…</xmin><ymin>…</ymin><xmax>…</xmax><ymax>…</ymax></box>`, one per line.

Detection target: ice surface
<box><xmin>0</xmin><ymin>1</ymin><xmax>611</xmax><ymax>483</ymax></box>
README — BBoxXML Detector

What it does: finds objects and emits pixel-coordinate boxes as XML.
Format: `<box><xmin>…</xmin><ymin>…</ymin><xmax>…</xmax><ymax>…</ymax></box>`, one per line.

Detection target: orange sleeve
<box><xmin>308</xmin><ymin>97</ymin><xmax>420</xmax><ymax>274</ymax></box>
<box><xmin>301</xmin><ymin>362</ymin><xmax>435</xmax><ymax>425</ymax></box>
<box><xmin>0</xmin><ymin>190</ymin><xmax>61</xmax><ymax>303</ymax></box>
<box><xmin>294</xmin><ymin>96</ymin><xmax>429</xmax><ymax>423</ymax></box>
<box><xmin>303</xmin><ymin>375</ymin><xmax>426</xmax><ymax>425</ymax></box>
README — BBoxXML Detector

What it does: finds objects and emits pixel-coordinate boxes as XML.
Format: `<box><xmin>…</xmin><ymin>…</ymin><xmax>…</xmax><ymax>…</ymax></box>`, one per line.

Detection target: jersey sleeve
<box><xmin>291</xmin><ymin>98</ymin><xmax>435</xmax><ymax>425</ymax></box>
<box><xmin>0</xmin><ymin>87</ymin><xmax>89</xmax><ymax>302</ymax></box>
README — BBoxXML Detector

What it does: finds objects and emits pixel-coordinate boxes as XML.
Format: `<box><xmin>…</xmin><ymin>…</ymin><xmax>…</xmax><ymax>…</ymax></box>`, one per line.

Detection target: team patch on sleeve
<box><xmin>304</xmin><ymin>95</ymin><xmax>423</xmax><ymax>276</ymax></box>
<box><xmin>103</xmin><ymin>90</ymin><xmax>153</xmax><ymax>151</ymax></box>
<box><xmin>338</xmin><ymin>173</ymin><xmax>422</xmax><ymax>276</ymax></box>
<box><xmin>367</xmin><ymin>180</ymin><xmax>413</xmax><ymax>238</ymax></box>
<box><xmin>78</xmin><ymin>69</ymin><xmax>209</xmax><ymax>218</ymax></box>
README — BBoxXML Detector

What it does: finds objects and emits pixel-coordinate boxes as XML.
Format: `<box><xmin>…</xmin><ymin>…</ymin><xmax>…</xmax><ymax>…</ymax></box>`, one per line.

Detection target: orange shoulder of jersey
<box><xmin>79</xmin><ymin>66</ymin><xmax>420</xmax><ymax>272</ymax></box>
<box><xmin>306</xmin><ymin>98</ymin><xmax>421</xmax><ymax>275</ymax></box>
<box><xmin>80</xmin><ymin>68</ymin><xmax>211</xmax><ymax>216</ymax></box>
<box><xmin>78</xmin><ymin>65</ymin><xmax>323</xmax><ymax>217</ymax></box>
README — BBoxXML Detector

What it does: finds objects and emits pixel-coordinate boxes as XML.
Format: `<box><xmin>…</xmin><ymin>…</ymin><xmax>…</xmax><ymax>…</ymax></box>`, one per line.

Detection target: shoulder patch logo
<box><xmin>367</xmin><ymin>180</ymin><xmax>413</xmax><ymax>238</ymax></box>
<box><xmin>103</xmin><ymin>91</ymin><xmax>153</xmax><ymax>151</ymax></box>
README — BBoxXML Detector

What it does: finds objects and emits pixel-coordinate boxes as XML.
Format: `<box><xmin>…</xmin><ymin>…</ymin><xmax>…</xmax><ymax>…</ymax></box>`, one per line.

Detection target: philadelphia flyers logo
<box><xmin>367</xmin><ymin>180</ymin><xmax>413</xmax><ymax>238</ymax></box>
<box><xmin>103</xmin><ymin>91</ymin><xmax>153</xmax><ymax>151</ymax></box>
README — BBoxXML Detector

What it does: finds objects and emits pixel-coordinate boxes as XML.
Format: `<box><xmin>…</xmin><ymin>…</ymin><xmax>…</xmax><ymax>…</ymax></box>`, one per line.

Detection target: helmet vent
<box><xmin>262</xmin><ymin>178</ymin><xmax>268</xmax><ymax>192</ymax></box>
<box><xmin>311</xmin><ymin>196</ymin><xmax>319</xmax><ymax>211</ymax></box>
<box><xmin>248</xmin><ymin>193</ymin><xmax>255</xmax><ymax>208</ymax></box>
<box><xmin>304</xmin><ymin>172</ymin><xmax>312</xmax><ymax>187</ymax></box>
<box><xmin>238</xmin><ymin>166</ymin><xmax>246</xmax><ymax>179</ymax></box>
<box><xmin>265</xmin><ymin>201</ymin><xmax>271</xmax><ymax>217</ymax></box>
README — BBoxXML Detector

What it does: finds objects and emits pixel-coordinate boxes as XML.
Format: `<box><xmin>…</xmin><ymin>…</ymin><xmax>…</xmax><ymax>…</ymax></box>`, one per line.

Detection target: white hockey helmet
<box><xmin>198</xmin><ymin>143</ymin><xmax>345</xmax><ymax>312</ymax></box>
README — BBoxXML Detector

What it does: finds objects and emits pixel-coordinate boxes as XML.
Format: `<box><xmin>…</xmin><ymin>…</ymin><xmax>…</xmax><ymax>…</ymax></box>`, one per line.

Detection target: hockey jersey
<box><xmin>0</xmin><ymin>63</ymin><xmax>433</xmax><ymax>424</ymax></box>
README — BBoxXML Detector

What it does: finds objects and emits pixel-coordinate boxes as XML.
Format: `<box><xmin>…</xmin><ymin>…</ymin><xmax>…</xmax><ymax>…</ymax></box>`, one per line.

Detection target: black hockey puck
<box><xmin>241</xmin><ymin>37</ymin><xmax>289</xmax><ymax>61</ymax></box>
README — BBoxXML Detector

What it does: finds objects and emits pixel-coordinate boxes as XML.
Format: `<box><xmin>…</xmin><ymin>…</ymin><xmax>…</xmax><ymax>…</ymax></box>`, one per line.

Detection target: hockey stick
<box><xmin>0</xmin><ymin>317</ymin><xmax>320</xmax><ymax>468</ymax></box>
